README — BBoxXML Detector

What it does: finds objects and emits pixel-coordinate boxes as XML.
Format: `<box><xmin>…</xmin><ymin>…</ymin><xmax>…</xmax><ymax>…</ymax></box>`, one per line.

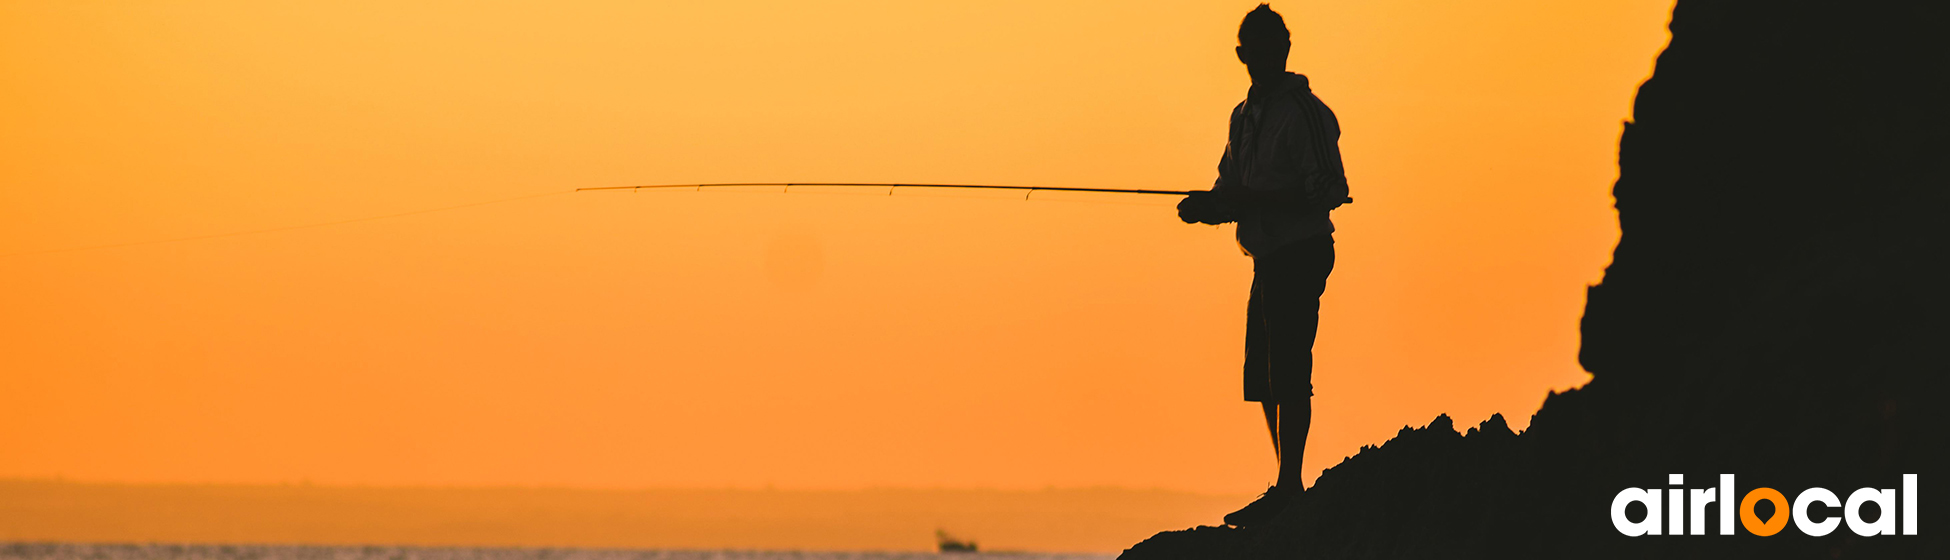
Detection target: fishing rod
<box><xmin>576</xmin><ymin>182</ymin><xmax>1351</xmax><ymax>204</ymax></box>
<box><xmin>577</xmin><ymin>182</ymin><xmax>1191</xmax><ymax>199</ymax></box>
<box><xmin>5</xmin><ymin>182</ymin><xmax>1349</xmax><ymax>258</ymax></box>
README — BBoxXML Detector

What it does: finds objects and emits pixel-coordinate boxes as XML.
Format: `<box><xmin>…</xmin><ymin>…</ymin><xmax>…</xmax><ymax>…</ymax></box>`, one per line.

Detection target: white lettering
<box><xmin>1904</xmin><ymin>474</ymin><xmax>1918</xmax><ymax>535</ymax></box>
<box><xmin>1611</xmin><ymin>487</ymin><xmax>1662</xmax><ymax>536</ymax></box>
<box><xmin>1689</xmin><ymin>487</ymin><xmax>1716</xmax><ymax>535</ymax></box>
<box><xmin>1613</xmin><ymin>474</ymin><xmax>1918</xmax><ymax>537</ymax></box>
<box><xmin>1670</xmin><ymin>487</ymin><xmax>1685</xmax><ymax>536</ymax></box>
<box><xmin>1719</xmin><ymin>474</ymin><xmax>1735</xmax><ymax>535</ymax></box>
<box><xmin>1794</xmin><ymin>487</ymin><xmax>1841</xmax><ymax>537</ymax></box>
<box><xmin>1846</xmin><ymin>488</ymin><xmax>1896</xmax><ymax>536</ymax></box>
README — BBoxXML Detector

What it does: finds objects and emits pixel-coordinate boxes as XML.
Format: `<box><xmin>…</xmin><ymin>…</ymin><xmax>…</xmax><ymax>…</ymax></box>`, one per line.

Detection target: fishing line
<box><xmin>577</xmin><ymin>182</ymin><xmax>1196</xmax><ymax>198</ymax></box>
<box><xmin>0</xmin><ymin>189</ymin><xmax>574</xmax><ymax>258</ymax></box>
<box><xmin>8</xmin><ymin>181</ymin><xmax>1324</xmax><ymax>258</ymax></box>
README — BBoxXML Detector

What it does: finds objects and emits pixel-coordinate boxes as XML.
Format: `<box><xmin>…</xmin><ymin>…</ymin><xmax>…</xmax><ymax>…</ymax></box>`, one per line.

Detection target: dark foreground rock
<box><xmin>1123</xmin><ymin>1</ymin><xmax>1948</xmax><ymax>558</ymax></box>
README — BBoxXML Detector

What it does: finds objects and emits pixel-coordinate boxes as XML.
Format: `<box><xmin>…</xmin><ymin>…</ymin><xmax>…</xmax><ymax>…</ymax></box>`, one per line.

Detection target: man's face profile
<box><xmin>1236</xmin><ymin>41</ymin><xmax>1290</xmax><ymax>71</ymax></box>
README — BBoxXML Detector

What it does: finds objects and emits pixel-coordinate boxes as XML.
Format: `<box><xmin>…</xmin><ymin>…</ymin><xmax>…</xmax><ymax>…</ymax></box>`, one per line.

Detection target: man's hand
<box><xmin>1178</xmin><ymin>191</ymin><xmax>1235</xmax><ymax>225</ymax></box>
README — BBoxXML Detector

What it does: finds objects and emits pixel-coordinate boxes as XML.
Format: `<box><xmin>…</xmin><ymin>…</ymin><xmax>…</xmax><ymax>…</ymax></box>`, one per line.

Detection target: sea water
<box><xmin>0</xmin><ymin>544</ymin><xmax>1115</xmax><ymax>560</ymax></box>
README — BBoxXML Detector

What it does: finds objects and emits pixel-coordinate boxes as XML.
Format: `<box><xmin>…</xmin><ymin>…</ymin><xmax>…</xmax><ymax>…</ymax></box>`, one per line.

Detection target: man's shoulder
<box><xmin>1277</xmin><ymin>87</ymin><xmax>1336</xmax><ymax>123</ymax></box>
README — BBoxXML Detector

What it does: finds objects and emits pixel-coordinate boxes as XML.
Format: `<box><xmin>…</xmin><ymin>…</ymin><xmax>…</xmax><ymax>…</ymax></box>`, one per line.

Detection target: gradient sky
<box><xmin>1</xmin><ymin>1</ymin><xmax>1674</xmax><ymax>495</ymax></box>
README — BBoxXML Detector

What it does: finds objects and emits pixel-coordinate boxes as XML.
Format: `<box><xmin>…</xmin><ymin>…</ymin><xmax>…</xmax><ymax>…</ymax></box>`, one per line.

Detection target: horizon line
<box><xmin>0</xmin><ymin>477</ymin><xmax>1250</xmax><ymax>496</ymax></box>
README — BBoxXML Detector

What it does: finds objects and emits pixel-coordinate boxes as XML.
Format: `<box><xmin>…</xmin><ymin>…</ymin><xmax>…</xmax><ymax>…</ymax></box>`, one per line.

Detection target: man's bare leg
<box><xmin>1276</xmin><ymin>398</ymin><xmax>1311</xmax><ymax>488</ymax></box>
<box><xmin>1226</xmin><ymin>399</ymin><xmax>1303</xmax><ymax>527</ymax></box>
<box><xmin>1262</xmin><ymin>401</ymin><xmax>1281</xmax><ymax>462</ymax></box>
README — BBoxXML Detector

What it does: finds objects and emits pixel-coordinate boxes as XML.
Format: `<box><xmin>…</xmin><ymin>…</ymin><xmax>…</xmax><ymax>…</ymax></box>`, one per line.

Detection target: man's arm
<box><xmin>1181</xmin><ymin>145</ymin><xmax>1238</xmax><ymax>225</ymax></box>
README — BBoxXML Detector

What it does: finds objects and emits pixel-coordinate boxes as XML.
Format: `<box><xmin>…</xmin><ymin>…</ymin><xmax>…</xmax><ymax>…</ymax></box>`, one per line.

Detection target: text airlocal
<box><xmin>1611</xmin><ymin>474</ymin><xmax>1918</xmax><ymax>537</ymax></box>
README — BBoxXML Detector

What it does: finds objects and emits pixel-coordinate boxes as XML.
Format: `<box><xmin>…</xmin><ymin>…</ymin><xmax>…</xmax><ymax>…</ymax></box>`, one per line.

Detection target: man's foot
<box><xmin>1223</xmin><ymin>485</ymin><xmax>1293</xmax><ymax>527</ymax></box>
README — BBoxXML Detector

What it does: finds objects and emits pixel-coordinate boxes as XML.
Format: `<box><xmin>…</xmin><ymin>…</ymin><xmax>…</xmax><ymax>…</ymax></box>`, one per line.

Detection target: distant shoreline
<box><xmin>0</xmin><ymin>480</ymin><xmax>1244</xmax><ymax>553</ymax></box>
<box><xmin>0</xmin><ymin>542</ymin><xmax>1116</xmax><ymax>560</ymax></box>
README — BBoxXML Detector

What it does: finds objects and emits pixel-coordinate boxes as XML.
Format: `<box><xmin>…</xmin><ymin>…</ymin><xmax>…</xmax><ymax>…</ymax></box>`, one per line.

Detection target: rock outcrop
<box><xmin>1122</xmin><ymin>0</ymin><xmax>1947</xmax><ymax>557</ymax></box>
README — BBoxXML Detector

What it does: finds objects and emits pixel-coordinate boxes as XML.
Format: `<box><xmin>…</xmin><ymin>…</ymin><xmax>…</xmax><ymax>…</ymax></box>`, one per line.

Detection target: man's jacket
<box><xmin>1214</xmin><ymin>72</ymin><xmax>1348</xmax><ymax>257</ymax></box>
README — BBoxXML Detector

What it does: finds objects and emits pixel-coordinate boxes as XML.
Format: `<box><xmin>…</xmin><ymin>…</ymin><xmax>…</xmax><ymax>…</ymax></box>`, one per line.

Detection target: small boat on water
<box><xmin>936</xmin><ymin>529</ymin><xmax>978</xmax><ymax>553</ymax></box>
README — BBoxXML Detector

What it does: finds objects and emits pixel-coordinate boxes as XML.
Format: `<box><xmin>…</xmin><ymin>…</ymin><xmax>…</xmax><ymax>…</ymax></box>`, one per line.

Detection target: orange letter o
<box><xmin>1740</xmin><ymin>487</ymin><xmax>1790</xmax><ymax>536</ymax></box>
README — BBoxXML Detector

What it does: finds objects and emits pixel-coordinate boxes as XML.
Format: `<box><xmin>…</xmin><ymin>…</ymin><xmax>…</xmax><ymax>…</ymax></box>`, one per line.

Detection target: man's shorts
<box><xmin>1243</xmin><ymin>234</ymin><xmax>1335</xmax><ymax>404</ymax></box>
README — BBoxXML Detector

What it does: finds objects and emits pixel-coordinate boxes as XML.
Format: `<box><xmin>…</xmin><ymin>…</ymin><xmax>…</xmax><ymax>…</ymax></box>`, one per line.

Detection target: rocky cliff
<box><xmin>1121</xmin><ymin>0</ymin><xmax>1947</xmax><ymax>557</ymax></box>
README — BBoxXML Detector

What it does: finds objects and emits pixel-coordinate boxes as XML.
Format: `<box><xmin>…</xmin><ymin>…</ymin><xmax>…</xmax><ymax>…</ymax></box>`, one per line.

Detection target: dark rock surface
<box><xmin>1121</xmin><ymin>0</ymin><xmax>1947</xmax><ymax>557</ymax></box>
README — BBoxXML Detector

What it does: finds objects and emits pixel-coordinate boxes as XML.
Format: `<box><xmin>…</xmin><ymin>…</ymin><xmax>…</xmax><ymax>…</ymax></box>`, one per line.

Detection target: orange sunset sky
<box><xmin>2</xmin><ymin>1</ymin><xmax>1674</xmax><ymax>496</ymax></box>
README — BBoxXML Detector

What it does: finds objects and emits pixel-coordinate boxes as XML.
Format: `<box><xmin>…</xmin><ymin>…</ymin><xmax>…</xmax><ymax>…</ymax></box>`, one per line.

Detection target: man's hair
<box><xmin>1238</xmin><ymin>4</ymin><xmax>1289</xmax><ymax>47</ymax></box>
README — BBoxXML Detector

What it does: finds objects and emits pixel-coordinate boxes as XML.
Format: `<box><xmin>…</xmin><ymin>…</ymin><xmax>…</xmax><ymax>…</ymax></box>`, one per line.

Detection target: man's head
<box><xmin>1236</xmin><ymin>4</ymin><xmax>1290</xmax><ymax>82</ymax></box>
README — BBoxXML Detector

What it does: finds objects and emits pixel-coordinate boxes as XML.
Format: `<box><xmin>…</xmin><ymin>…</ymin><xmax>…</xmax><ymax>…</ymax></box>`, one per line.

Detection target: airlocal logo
<box><xmin>1612</xmin><ymin>474</ymin><xmax>1918</xmax><ymax>537</ymax></box>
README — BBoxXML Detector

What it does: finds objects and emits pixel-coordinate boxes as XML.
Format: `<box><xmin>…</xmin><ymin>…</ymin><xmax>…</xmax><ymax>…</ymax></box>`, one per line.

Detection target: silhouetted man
<box><xmin>1177</xmin><ymin>4</ymin><xmax>1348</xmax><ymax>528</ymax></box>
